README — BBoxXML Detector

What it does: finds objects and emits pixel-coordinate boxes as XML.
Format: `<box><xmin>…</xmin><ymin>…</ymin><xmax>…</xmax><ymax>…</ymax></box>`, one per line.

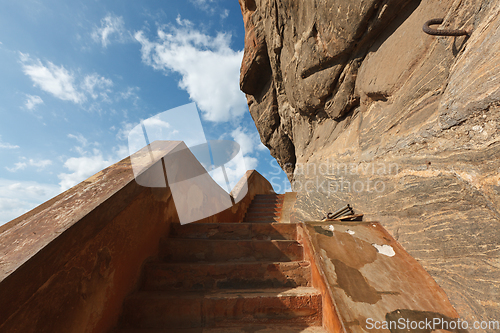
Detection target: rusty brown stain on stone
<box><xmin>330</xmin><ymin>258</ymin><xmax>382</xmax><ymax>304</ymax></box>
<box><xmin>316</xmin><ymin>230</ymin><xmax>378</xmax><ymax>269</ymax></box>
<box><xmin>314</xmin><ymin>228</ymin><xmax>398</xmax><ymax>304</ymax></box>
<box><xmin>303</xmin><ymin>222</ymin><xmax>462</xmax><ymax>332</ymax></box>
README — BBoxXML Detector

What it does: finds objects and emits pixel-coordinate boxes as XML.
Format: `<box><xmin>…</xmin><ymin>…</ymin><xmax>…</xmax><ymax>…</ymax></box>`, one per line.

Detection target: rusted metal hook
<box><xmin>324</xmin><ymin>204</ymin><xmax>354</xmax><ymax>220</ymax></box>
<box><xmin>423</xmin><ymin>18</ymin><xmax>469</xmax><ymax>36</ymax></box>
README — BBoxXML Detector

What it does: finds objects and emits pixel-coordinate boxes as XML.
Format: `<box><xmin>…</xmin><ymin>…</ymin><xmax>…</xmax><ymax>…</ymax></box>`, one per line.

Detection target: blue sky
<box><xmin>0</xmin><ymin>0</ymin><xmax>290</xmax><ymax>225</ymax></box>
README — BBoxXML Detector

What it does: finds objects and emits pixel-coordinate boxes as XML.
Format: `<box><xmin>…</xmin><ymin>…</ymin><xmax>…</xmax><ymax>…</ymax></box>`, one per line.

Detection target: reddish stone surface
<box><xmin>298</xmin><ymin>224</ymin><xmax>345</xmax><ymax>333</ymax></box>
<box><xmin>300</xmin><ymin>221</ymin><xmax>463</xmax><ymax>332</ymax></box>
<box><xmin>143</xmin><ymin>255</ymin><xmax>311</xmax><ymax>292</ymax></box>
<box><xmin>0</xmin><ymin>141</ymin><xmax>277</xmax><ymax>333</ymax></box>
<box><xmin>160</xmin><ymin>238</ymin><xmax>304</xmax><ymax>263</ymax></box>
<box><xmin>243</xmin><ymin>194</ymin><xmax>284</xmax><ymax>222</ymax></box>
<box><xmin>121</xmin><ymin>287</ymin><xmax>322</xmax><ymax>329</ymax></box>
<box><xmin>114</xmin><ymin>195</ymin><xmax>325</xmax><ymax>332</ymax></box>
<box><xmin>0</xmin><ymin>141</ymin><xmax>183</xmax><ymax>333</ymax></box>
<box><xmin>170</xmin><ymin>222</ymin><xmax>297</xmax><ymax>240</ymax></box>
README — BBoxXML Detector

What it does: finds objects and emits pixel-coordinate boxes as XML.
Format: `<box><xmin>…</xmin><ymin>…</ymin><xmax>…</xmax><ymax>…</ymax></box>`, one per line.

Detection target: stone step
<box><xmin>169</xmin><ymin>223</ymin><xmax>296</xmax><ymax>240</ymax></box>
<box><xmin>160</xmin><ymin>239</ymin><xmax>303</xmax><ymax>263</ymax></box>
<box><xmin>247</xmin><ymin>205</ymin><xmax>282</xmax><ymax>211</ymax></box>
<box><xmin>119</xmin><ymin>287</ymin><xmax>322</xmax><ymax>329</ymax></box>
<box><xmin>245</xmin><ymin>211</ymin><xmax>281</xmax><ymax>218</ymax></box>
<box><xmin>249</xmin><ymin>201</ymin><xmax>283</xmax><ymax>206</ymax></box>
<box><xmin>252</xmin><ymin>194</ymin><xmax>285</xmax><ymax>199</ymax></box>
<box><xmin>250</xmin><ymin>201</ymin><xmax>283</xmax><ymax>206</ymax></box>
<box><xmin>243</xmin><ymin>219</ymin><xmax>281</xmax><ymax>223</ymax></box>
<box><xmin>245</xmin><ymin>208</ymin><xmax>282</xmax><ymax>214</ymax></box>
<box><xmin>142</xmin><ymin>261</ymin><xmax>311</xmax><ymax>291</ymax></box>
<box><xmin>114</xmin><ymin>325</ymin><xmax>328</xmax><ymax>332</ymax></box>
<box><xmin>244</xmin><ymin>215</ymin><xmax>280</xmax><ymax>221</ymax></box>
<box><xmin>249</xmin><ymin>206</ymin><xmax>283</xmax><ymax>210</ymax></box>
<box><xmin>246</xmin><ymin>207</ymin><xmax>282</xmax><ymax>214</ymax></box>
<box><xmin>250</xmin><ymin>195</ymin><xmax>284</xmax><ymax>201</ymax></box>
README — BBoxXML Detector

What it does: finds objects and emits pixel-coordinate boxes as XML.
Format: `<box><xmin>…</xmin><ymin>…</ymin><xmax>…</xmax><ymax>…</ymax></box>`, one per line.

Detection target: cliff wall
<box><xmin>239</xmin><ymin>0</ymin><xmax>500</xmax><ymax>329</ymax></box>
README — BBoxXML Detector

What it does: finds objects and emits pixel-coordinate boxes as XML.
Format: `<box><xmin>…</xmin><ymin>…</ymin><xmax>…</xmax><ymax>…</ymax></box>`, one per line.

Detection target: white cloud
<box><xmin>20</xmin><ymin>53</ymin><xmax>86</xmax><ymax>103</ymax></box>
<box><xmin>6</xmin><ymin>162</ymin><xmax>27</xmax><ymax>172</ymax></box>
<box><xmin>25</xmin><ymin>94</ymin><xmax>44</xmax><ymax>110</ymax></box>
<box><xmin>210</xmin><ymin>152</ymin><xmax>257</xmax><ymax>191</ymax></box>
<box><xmin>0</xmin><ymin>179</ymin><xmax>61</xmax><ymax>225</ymax></box>
<box><xmin>5</xmin><ymin>158</ymin><xmax>52</xmax><ymax>172</ymax></box>
<box><xmin>190</xmin><ymin>0</ymin><xmax>215</xmax><ymax>6</ymax></box>
<box><xmin>0</xmin><ymin>136</ymin><xmax>19</xmax><ymax>149</ymax></box>
<box><xmin>118</xmin><ymin>86</ymin><xmax>140</xmax><ymax>105</ymax></box>
<box><xmin>244</xmin><ymin>156</ymin><xmax>258</xmax><ymax>169</ymax></box>
<box><xmin>19</xmin><ymin>54</ymin><xmax>115</xmax><ymax>108</ymax></box>
<box><xmin>189</xmin><ymin>0</ymin><xmax>217</xmax><ymax>13</ymax></box>
<box><xmin>28</xmin><ymin>158</ymin><xmax>52</xmax><ymax>169</ymax></box>
<box><xmin>231</xmin><ymin>127</ymin><xmax>255</xmax><ymax>155</ymax></box>
<box><xmin>114</xmin><ymin>145</ymin><xmax>129</xmax><ymax>160</ymax></box>
<box><xmin>205</xmin><ymin>126</ymin><xmax>263</xmax><ymax>192</ymax></box>
<box><xmin>58</xmin><ymin>145</ymin><xmax>129</xmax><ymax>191</ymax></box>
<box><xmin>92</xmin><ymin>14</ymin><xmax>127</xmax><ymax>47</ymax></box>
<box><xmin>256</xmin><ymin>143</ymin><xmax>267</xmax><ymax>151</ymax></box>
<box><xmin>220</xmin><ymin>9</ymin><xmax>230</xmax><ymax>20</ymax></box>
<box><xmin>82</xmin><ymin>73</ymin><xmax>113</xmax><ymax>100</ymax></box>
<box><xmin>58</xmin><ymin>151</ymin><xmax>113</xmax><ymax>190</ymax></box>
<box><xmin>119</xmin><ymin>87</ymin><xmax>137</xmax><ymax>99</ymax></box>
<box><xmin>134</xmin><ymin>19</ymin><xmax>247</xmax><ymax>122</ymax></box>
<box><xmin>143</xmin><ymin>116</ymin><xmax>171</xmax><ymax>131</ymax></box>
<box><xmin>68</xmin><ymin>133</ymin><xmax>88</xmax><ymax>146</ymax></box>
<box><xmin>231</xmin><ymin>127</ymin><xmax>267</xmax><ymax>155</ymax></box>
<box><xmin>187</xmin><ymin>1</ymin><xmax>229</xmax><ymax>18</ymax></box>
<box><xmin>116</xmin><ymin>121</ymin><xmax>136</xmax><ymax>141</ymax></box>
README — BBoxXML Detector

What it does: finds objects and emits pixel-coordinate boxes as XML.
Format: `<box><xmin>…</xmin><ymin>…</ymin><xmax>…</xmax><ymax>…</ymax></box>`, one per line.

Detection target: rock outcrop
<box><xmin>239</xmin><ymin>0</ymin><xmax>500</xmax><ymax>330</ymax></box>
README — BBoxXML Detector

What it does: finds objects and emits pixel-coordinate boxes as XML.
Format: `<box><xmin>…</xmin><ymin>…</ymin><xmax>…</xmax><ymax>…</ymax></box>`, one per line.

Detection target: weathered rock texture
<box><xmin>239</xmin><ymin>0</ymin><xmax>500</xmax><ymax>330</ymax></box>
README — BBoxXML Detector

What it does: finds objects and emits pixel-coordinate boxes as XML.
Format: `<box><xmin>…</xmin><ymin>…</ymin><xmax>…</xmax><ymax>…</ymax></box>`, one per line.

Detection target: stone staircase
<box><xmin>113</xmin><ymin>194</ymin><xmax>327</xmax><ymax>332</ymax></box>
<box><xmin>243</xmin><ymin>194</ymin><xmax>284</xmax><ymax>223</ymax></box>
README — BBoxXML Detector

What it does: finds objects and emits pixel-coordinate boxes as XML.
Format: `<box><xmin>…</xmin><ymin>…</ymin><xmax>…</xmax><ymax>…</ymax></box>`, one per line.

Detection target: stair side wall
<box><xmin>0</xmin><ymin>140</ymin><xmax>274</xmax><ymax>333</ymax></box>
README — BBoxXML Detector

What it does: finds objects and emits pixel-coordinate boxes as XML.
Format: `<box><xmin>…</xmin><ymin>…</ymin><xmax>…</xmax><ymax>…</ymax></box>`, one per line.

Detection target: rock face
<box><xmin>239</xmin><ymin>0</ymin><xmax>500</xmax><ymax>330</ymax></box>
